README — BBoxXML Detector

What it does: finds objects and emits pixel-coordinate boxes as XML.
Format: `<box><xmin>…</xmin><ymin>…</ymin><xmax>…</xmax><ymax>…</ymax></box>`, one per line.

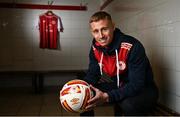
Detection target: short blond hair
<box><xmin>89</xmin><ymin>11</ymin><xmax>112</xmax><ymax>23</ymax></box>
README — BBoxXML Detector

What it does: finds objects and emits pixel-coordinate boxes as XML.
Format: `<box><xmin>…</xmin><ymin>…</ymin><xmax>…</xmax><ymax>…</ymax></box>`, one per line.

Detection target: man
<box><xmin>81</xmin><ymin>11</ymin><xmax>158</xmax><ymax>116</ymax></box>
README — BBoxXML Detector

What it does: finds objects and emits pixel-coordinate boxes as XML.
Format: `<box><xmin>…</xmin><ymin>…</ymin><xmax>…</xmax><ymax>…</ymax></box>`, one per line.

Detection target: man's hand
<box><xmin>85</xmin><ymin>85</ymin><xmax>109</xmax><ymax>110</ymax></box>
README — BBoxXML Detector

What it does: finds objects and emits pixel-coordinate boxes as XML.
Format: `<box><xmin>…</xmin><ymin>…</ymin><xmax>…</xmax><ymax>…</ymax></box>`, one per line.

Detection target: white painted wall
<box><xmin>104</xmin><ymin>0</ymin><xmax>180</xmax><ymax>113</ymax></box>
<box><xmin>0</xmin><ymin>0</ymin><xmax>100</xmax><ymax>71</ymax></box>
<box><xmin>0</xmin><ymin>0</ymin><xmax>100</xmax><ymax>87</ymax></box>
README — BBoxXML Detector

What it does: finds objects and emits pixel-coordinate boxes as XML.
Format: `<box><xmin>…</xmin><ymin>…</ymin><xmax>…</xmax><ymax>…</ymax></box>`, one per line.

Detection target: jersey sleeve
<box><xmin>58</xmin><ymin>16</ymin><xmax>64</xmax><ymax>32</ymax></box>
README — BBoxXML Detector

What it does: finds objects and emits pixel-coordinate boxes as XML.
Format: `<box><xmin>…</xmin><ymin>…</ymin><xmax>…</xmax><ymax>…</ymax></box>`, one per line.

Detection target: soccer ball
<box><xmin>59</xmin><ymin>79</ymin><xmax>94</xmax><ymax>113</ymax></box>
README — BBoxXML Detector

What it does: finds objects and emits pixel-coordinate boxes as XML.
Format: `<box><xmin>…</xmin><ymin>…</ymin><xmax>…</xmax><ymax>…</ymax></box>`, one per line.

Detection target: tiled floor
<box><xmin>0</xmin><ymin>86</ymin><xmax>114</xmax><ymax>116</ymax></box>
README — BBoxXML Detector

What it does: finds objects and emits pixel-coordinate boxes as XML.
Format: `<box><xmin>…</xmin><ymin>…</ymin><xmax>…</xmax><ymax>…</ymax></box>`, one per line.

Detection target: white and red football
<box><xmin>59</xmin><ymin>79</ymin><xmax>94</xmax><ymax>113</ymax></box>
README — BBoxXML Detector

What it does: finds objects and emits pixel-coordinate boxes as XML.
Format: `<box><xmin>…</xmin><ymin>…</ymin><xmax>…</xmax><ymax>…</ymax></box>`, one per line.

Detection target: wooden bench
<box><xmin>0</xmin><ymin>70</ymin><xmax>86</xmax><ymax>93</ymax></box>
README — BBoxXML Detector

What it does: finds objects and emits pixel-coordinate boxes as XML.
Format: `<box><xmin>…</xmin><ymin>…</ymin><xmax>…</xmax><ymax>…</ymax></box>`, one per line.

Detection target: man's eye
<box><xmin>102</xmin><ymin>28</ymin><xmax>108</xmax><ymax>32</ymax></box>
<box><xmin>93</xmin><ymin>30</ymin><xmax>98</xmax><ymax>34</ymax></box>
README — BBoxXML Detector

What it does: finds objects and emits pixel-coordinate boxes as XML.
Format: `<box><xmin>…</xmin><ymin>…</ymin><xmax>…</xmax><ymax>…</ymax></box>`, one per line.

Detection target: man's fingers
<box><xmin>90</xmin><ymin>85</ymin><xmax>97</xmax><ymax>91</ymax></box>
<box><xmin>88</xmin><ymin>95</ymin><xmax>98</xmax><ymax>104</ymax></box>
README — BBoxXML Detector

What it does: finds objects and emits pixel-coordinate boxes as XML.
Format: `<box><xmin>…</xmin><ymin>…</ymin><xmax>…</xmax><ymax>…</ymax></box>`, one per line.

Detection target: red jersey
<box><xmin>39</xmin><ymin>11</ymin><xmax>63</xmax><ymax>49</ymax></box>
<box><xmin>93</xmin><ymin>42</ymin><xmax>132</xmax><ymax>77</ymax></box>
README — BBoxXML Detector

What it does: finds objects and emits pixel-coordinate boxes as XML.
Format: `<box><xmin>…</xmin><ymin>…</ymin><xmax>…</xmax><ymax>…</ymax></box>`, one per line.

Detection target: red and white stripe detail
<box><xmin>121</xmin><ymin>42</ymin><xmax>132</xmax><ymax>50</ymax></box>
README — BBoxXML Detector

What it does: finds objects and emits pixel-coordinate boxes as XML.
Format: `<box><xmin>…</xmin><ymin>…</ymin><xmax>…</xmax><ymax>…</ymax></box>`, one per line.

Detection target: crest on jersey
<box><xmin>52</xmin><ymin>20</ymin><xmax>56</xmax><ymax>24</ymax></box>
<box><xmin>119</xmin><ymin>61</ymin><xmax>126</xmax><ymax>70</ymax></box>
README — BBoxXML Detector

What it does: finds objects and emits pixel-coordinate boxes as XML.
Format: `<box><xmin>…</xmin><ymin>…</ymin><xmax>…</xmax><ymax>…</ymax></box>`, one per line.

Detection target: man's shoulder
<box><xmin>121</xmin><ymin>34</ymin><xmax>141</xmax><ymax>45</ymax></box>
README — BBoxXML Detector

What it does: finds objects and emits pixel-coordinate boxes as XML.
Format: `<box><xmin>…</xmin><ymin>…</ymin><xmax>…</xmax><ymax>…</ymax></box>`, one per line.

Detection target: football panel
<box><xmin>65</xmin><ymin>92</ymin><xmax>83</xmax><ymax>112</ymax></box>
<box><xmin>66</xmin><ymin>79</ymin><xmax>89</xmax><ymax>86</ymax></box>
<box><xmin>62</xmin><ymin>100</ymin><xmax>77</xmax><ymax>113</ymax></box>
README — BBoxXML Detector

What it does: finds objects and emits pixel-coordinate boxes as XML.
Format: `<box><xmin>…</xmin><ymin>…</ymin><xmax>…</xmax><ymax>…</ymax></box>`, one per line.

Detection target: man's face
<box><xmin>90</xmin><ymin>19</ymin><xmax>115</xmax><ymax>47</ymax></box>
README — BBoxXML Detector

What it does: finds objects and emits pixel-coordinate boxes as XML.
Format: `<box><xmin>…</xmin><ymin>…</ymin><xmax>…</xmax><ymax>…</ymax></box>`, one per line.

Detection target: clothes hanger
<box><xmin>46</xmin><ymin>0</ymin><xmax>54</xmax><ymax>15</ymax></box>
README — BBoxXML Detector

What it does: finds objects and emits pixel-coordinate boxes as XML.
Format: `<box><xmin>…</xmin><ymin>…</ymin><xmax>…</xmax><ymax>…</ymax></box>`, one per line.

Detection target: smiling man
<box><xmin>90</xmin><ymin>14</ymin><xmax>115</xmax><ymax>47</ymax></box>
<box><xmin>80</xmin><ymin>11</ymin><xmax>159</xmax><ymax>116</ymax></box>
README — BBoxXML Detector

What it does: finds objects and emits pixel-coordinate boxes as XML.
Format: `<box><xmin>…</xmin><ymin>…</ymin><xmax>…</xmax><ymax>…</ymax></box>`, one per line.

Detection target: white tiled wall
<box><xmin>105</xmin><ymin>0</ymin><xmax>180</xmax><ymax>113</ymax></box>
<box><xmin>0</xmin><ymin>0</ymin><xmax>99</xmax><ymax>71</ymax></box>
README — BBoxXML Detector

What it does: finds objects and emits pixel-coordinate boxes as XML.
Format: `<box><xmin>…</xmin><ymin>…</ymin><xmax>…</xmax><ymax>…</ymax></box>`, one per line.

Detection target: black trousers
<box><xmin>80</xmin><ymin>83</ymin><xmax>159</xmax><ymax>116</ymax></box>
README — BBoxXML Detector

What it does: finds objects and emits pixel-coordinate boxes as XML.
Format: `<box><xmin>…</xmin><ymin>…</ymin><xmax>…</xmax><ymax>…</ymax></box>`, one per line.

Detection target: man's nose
<box><xmin>99</xmin><ymin>31</ymin><xmax>104</xmax><ymax>38</ymax></box>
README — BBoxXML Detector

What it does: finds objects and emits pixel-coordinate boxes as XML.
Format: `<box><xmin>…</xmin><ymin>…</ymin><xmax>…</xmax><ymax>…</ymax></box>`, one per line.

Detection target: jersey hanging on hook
<box><xmin>39</xmin><ymin>10</ymin><xmax>64</xmax><ymax>49</ymax></box>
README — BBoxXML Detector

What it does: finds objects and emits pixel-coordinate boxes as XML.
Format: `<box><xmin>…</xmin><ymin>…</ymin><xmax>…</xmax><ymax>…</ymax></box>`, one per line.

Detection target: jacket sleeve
<box><xmin>83</xmin><ymin>46</ymin><xmax>101</xmax><ymax>85</ymax></box>
<box><xmin>107</xmin><ymin>41</ymin><xmax>149</xmax><ymax>103</ymax></box>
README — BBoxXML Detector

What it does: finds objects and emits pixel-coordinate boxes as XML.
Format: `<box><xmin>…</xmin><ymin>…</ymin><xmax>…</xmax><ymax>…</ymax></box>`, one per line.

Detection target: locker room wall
<box><xmin>0</xmin><ymin>0</ymin><xmax>100</xmax><ymax>87</ymax></box>
<box><xmin>103</xmin><ymin>0</ymin><xmax>180</xmax><ymax>114</ymax></box>
<box><xmin>0</xmin><ymin>0</ymin><xmax>99</xmax><ymax>71</ymax></box>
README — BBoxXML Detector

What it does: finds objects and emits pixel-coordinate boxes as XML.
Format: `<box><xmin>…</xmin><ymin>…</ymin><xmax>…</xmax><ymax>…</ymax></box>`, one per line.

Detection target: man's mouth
<box><xmin>99</xmin><ymin>38</ymin><xmax>107</xmax><ymax>43</ymax></box>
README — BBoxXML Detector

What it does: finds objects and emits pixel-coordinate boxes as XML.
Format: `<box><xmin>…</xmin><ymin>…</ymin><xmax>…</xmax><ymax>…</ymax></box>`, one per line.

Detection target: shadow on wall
<box><xmin>0</xmin><ymin>9</ymin><xmax>35</xmax><ymax>68</ymax></box>
<box><xmin>137</xmin><ymin>13</ymin><xmax>171</xmax><ymax>106</ymax></box>
<box><xmin>113</xmin><ymin>5</ymin><xmax>142</xmax><ymax>12</ymax></box>
<box><xmin>151</xmin><ymin>45</ymin><xmax>170</xmax><ymax>106</ymax></box>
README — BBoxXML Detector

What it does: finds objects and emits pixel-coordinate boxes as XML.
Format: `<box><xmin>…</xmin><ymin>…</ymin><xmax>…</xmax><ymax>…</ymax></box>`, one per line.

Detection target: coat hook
<box><xmin>48</xmin><ymin>0</ymin><xmax>54</xmax><ymax>5</ymax></box>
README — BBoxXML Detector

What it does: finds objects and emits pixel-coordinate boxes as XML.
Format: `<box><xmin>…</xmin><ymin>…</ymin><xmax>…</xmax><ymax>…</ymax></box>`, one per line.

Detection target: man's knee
<box><xmin>120</xmin><ymin>99</ymin><xmax>139</xmax><ymax>115</ymax></box>
<box><xmin>115</xmin><ymin>99</ymin><xmax>151</xmax><ymax>116</ymax></box>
